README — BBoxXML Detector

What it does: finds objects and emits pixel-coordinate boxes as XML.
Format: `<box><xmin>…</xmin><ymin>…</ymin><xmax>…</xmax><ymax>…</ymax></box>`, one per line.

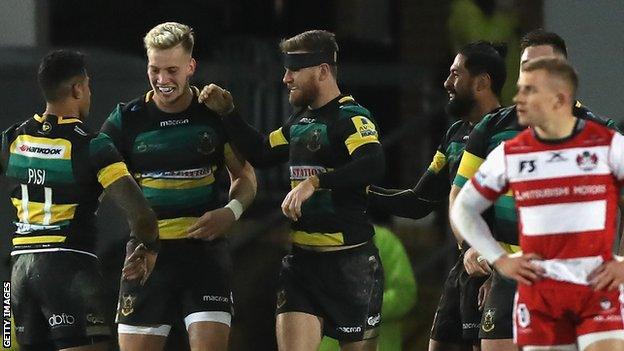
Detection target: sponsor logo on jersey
<box><xmin>462</xmin><ymin>322</ymin><xmax>480</xmax><ymax>330</ymax></box>
<box><xmin>307</xmin><ymin>129</ymin><xmax>322</xmax><ymax>152</ymax></box>
<box><xmin>48</xmin><ymin>313</ymin><xmax>75</xmax><ymax>327</ymax></box>
<box><xmin>299</xmin><ymin>117</ymin><xmax>316</xmax><ymax>124</ymax></box>
<box><xmin>120</xmin><ymin>294</ymin><xmax>136</xmax><ymax>317</ymax></box>
<box><xmin>289</xmin><ymin>166</ymin><xmax>326</xmax><ymax>180</ymax></box>
<box><xmin>202</xmin><ymin>295</ymin><xmax>230</xmax><ymax>303</ymax></box>
<box><xmin>357</xmin><ymin>118</ymin><xmax>377</xmax><ymax>137</ymax></box>
<box><xmin>546</xmin><ymin>151</ymin><xmax>567</xmax><ymax>162</ymax></box>
<box><xmin>481</xmin><ymin>308</ymin><xmax>496</xmax><ymax>332</ymax></box>
<box><xmin>576</xmin><ymin>151</ymin><xmax>598</xmax><ymax>171</ymax></box>
<box><xmin>86</xmin><ymin>313</ymin><xmax>105</xmax><ymax>325</ymax></box>
<box><xmin>74</xmin><ymin>125</ymin><xmax>88</xmax><ymax>136</ymax></box>
<box><xmin>197</xmin><ymin>130</ymin><xmax>216</xmax><ymax>155</ymax></box>
<box><xmin>38</xmin><ymin>121</ymin><xmax>52</xmax><ymax>135</ymax></box>
<box><xmin>517</xmin><ymin>304</ymin><xmax>530</xmax><ymax>328</ymax></box>
<box><xmin>160</xmin><ymin>118</ymin><xmax>189</xmax><ymax>127</ymax></box>
<box><xmin>276</xmin><ymin>289</ymin><xmax>287</xmax><ymax>309</ymax></box>
<box><xmin>140</xmin><ymin>167</ymin><xmax>212</xmax><ymax>179</ymax></box>
<box><xmin>337</xmin><ymin>326</ymin><xmax>362</xmax><ymax>333</ymax></box>
<box><xmin>14</xmin><ymin>142</ymin><xmax>65</xmax><ymax>159</ymax></box>
<box><xmin>600</xmin><ymin>297</ymin><xmax>612</xmax><ymax>311</ymax></box>
<box><xmin>367</xmin><ymin>313</ymin><xmax>381</xmax><ymax>326</ymax></box>
<box><xmin>14</xmin><ymin>222</ymin><xmax>62</xmax><ymax>234</ymax></box>
<box><xmin>519</xmin><ymin>160</ymin><xmax>536</xmax><ymax>173</ymax></box>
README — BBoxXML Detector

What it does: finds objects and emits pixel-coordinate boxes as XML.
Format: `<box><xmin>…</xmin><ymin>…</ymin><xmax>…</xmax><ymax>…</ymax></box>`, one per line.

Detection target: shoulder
<box><xmin>338</xmin><ymin>96</ymin><xmax>372</xmax><ymax>120</ymax></box>
<box><xmin>503</xmin><ymin>128</ymin><xmax>534</xmax><ymax>149</ymax></box>
<box><xmin>574</xmin><ymin>101</ymin><xmax>620</xmax><ymax>132</ymax></box>
<box><xmin>476</xmin><ymin>106</ymin><xmax>516</xmax><ymax>131</ymax></box>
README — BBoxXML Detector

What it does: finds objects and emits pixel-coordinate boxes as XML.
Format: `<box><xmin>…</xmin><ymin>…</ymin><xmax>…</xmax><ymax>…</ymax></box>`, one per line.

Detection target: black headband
<box><xmin>283</xmin><ymin>51</ymin><xmax>337</xmax><ymax>70</ymax></box>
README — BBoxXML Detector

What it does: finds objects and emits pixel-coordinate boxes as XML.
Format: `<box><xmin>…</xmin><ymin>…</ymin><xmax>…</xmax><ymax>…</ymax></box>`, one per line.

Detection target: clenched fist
<box><xmin>198</xmin><ymin>83</ymin><xmax>235</xmax><ymax>116</ymax></box>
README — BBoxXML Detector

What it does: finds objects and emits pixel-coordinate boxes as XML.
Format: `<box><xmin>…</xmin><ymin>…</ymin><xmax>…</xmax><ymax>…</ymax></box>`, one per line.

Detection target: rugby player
<box><xmin>367</xmin><ymin>41</ymin><xmax>506</xmax><ymax>351</ymax></box>
<box><xmin>449</xmin><ymin>30</ymin><xmax>619</xmax><ymax>351</ymax></box>
<box><xmin>100</xmin><ymin>22</ymin><xmax>257</xmax><ymax>351</ymax></box>
<box><xmin>452</xmin><ymin>57</ymin><xmax>624</xmax><ymax>351</ymax></box>
<box><xmin>1</xmin><ymin>50</ymin><xmax>159</xmax><ymax>351</ymax></box>
<box><xmin>201</xmin><ymin>30</ymin><xmax>385</xmax><ymax>351</ymax></box>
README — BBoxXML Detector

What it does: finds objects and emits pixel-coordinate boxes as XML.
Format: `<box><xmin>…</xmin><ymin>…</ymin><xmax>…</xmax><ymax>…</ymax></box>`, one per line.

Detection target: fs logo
<box><xmin>519</xmin><ymin>160</ymin><xmax>536</xmax><ymax>173</ymax></box>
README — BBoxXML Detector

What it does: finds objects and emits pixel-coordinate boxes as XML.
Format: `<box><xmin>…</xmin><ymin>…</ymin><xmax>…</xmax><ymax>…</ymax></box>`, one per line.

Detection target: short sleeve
<box><xmin>470</xmin><ymin>142</ymin><xmax>509</xmax><ymax>200</ymax></box>
<box><xmin>340</xmin><ymin>116</ymin><xmax>380</xmax><ymax>155</ymax></box>
<box><xmin>89</xmin><ymin>133</ymin><xmax>130</xmax><ymax>188</ymax></box>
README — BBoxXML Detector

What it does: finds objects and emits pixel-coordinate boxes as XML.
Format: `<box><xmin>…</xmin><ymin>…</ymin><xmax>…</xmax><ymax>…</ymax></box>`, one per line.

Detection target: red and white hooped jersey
<box><xmin>471</xmin><ymin>120</ymin><xmax>624</xmax><ymax>268</ymax></box>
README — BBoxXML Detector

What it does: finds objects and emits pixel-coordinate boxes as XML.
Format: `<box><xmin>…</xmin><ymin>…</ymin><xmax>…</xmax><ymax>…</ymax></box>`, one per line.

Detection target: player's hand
<box><xmin>187</xmin><ymin>207</ymin><xmax>236</xmax><ymax>240</ymax></box>
<box><xmin>493</xmin><ymin>253</ymin><xmax>544</xmax><ymax>286</ymax></box>
<box><xmin>588</xmin><ymin>258</ymin><xmax>624</xmax><ymax>291</ymax></box>
<box><xmin>464</xmin><ymin>247</ymin><xmax>492</xmax><ymax>276</ymax></box>
<box><xmin>281</xmin><ymin>176</ymin><xmax>317</xmax><ymax>221</ymax></box>
<box><xmin>478</xmin><ymin>275</ymin><xmax>493</xmax><ymax>310</ymax></box>
<box><xmin>122</xmin><ymin>240</ymin><xmax>158</xmax><ymax>285</ymax></box>
<box><xmin>198</xmin><ymin>83</ymin><xmax>234</xmax><ymax>116</ymax></box>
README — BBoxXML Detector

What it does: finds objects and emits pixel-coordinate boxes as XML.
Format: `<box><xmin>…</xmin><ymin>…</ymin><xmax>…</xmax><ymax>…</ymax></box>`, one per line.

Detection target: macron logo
<box><xmin>160</xmin><ymin>118</ymin><xmax>189</xmax><ymax>127</ymax></box>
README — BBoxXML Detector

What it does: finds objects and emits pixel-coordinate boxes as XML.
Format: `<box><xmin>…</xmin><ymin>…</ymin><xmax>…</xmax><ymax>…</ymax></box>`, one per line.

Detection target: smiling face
<box><xmin>443</xmin><ymin>54</ymin><xmax>477</xmax><ymax>118</ymax></box>
<box><xmin>147</xmin><ymin>44</ymin><xmax>196</xmax><ymax>110</ymax></box>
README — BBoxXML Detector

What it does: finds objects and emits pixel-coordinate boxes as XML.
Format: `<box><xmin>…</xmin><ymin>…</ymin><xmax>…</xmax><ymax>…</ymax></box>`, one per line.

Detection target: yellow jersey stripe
<box><xmin>57</xmin><ymin>116</ymin><xmax>82</xmax><ymax>124</ymax></box>
<box><xmin>345</xmin><ymin>132</ymin><xmax>379</xmax><ymax>155</ymax></box>
<box><xmin>11</xmin><ymin>199</ymin><xmax>76</xmax><ymax>224</ymax></box>
<box><xmin>158</xmin><ymin>217</ymin><xmax>198</xmax><ymax>239</ymax></box>
<box><xmin>428</xmin><ymin>151</ymin><xmax>447</xmax><ymax>174</ymax></box>
<box><xmin>224</xmin><ymin>143</ymin><xmax>234</xmax><ymax>160</ymax></box>
<box><xmin>292</xmin><ymin>231</ymin><xmax>345</xmax><ymax>246</ymax></box>
<box><xmin>140</xmin><ymin>174</ymin><xmax>215</xmax><ymax>190</ymax></box>
<box><xmin>269</xmin><ymin>128</ymin><xmax>289</xmax><ymax>148</ymax></box>
<box><xmin>345</xmin><ymin>116</ymin><xmax>379</xmax><ymax>155</ymax></box>
<box><xmin>456</xmin><ymin>151</ymin><xmax>485</xmax><ymax>180</ymax></box>
<box><xmin>97</xmin><ymin>162</ymin><xmax>131</xmax><ymax>188</ymax></box>
<box><xmin>338</xmin><ymin>95</ymin><xmax>355</xmax><ymax>103</ymax></box>
<box><xmin>13</xmin><ymin>235</ymin><xmax>66</xmax><ymax>245</ymax></box>
<box><xmin>33</xmin><ymin>114</ymin><xmax>45</xmax><ymax>122</ymax></box>
<box><xmin>145</xmin><ymin>90</ymin><xmax>154</xmax><ymax>102</ymax></box>
<box><xmin>499</xmin><ymin>242</ymin><xmax>521</xmax><ymax>253</ymax></box>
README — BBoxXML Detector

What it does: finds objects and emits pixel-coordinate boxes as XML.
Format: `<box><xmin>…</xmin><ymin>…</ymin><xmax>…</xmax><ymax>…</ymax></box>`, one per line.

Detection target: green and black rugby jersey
<box><xmin>101</xmin><ymin>87</ymin><xmax>231</xmax><ymax>240</ymax></box>
<box><xmin>266</xmin><ymin>95</ymin><xmax>381</xmax><ymax>246</ymax></box>
<box><xmin>453</xmin><ymin>101</ymin><xmax>619</xmax><ymax>249</ymax></box>
<box><xmin>0</xmin><ymin>114</ymin><xmax>129</xmax><ymax>255</ymax></box>
<box><xmin>367</xmin><ymin>108</ymin><xmax>502</xmax><ymax>220</ymax></box>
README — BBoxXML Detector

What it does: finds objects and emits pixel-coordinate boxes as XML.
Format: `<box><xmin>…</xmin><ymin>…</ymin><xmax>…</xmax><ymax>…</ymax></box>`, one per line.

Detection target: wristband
<box><xmin>225</xmin><ymin>199</ymin><xmax>244</xmax><ymax>220</ymax></box>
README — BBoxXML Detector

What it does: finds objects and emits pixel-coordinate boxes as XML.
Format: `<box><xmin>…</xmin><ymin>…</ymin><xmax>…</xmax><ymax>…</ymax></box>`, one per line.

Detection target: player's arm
<box><xmin>104</xmin><ymin>175</ymin><xmax>159</xmax><ymax>248</ymax></box>
<box><xmin>589</xmin><ymin>133</ymin><xmax>624</xmax><ymax>290</ymax></box>
<box><xmin>91</xmin><ymin>133</ymin><xmax>159</xmax><ymax>284</ymax></box>
<box><xmin>368</xmin><ymin>150</ymin><xmax>449</xmax><ymax>219</ymax></box>
<box><xmin>451</xmin><ymin>144</ymin><xmax>542</xmax><ymax>285</ymax></box>
<box><xmin>187</xmin><ymin>144</ymin><xmax>257</xmax><ymax>240</ymax></box>
<box><xmin>281</xmin><ymin>116</ymin><xmax>384</xmax><ymax>221</ymax></box>
<box><xmin>199</xmin><ymin>83</ymin><xmax>289</xmax><ymax>168</ymax></box>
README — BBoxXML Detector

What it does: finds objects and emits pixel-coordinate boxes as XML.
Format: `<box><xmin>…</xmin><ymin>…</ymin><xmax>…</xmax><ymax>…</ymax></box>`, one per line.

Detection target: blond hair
<box><xmin>521</xmin><ymin>57</ymin><xmax>577</xmax><ymax>96</ymax></box>
<box><xmin>144</xmin><ymin>22</ymin><xmax>194</xmax><ymax>54</ymax></box>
